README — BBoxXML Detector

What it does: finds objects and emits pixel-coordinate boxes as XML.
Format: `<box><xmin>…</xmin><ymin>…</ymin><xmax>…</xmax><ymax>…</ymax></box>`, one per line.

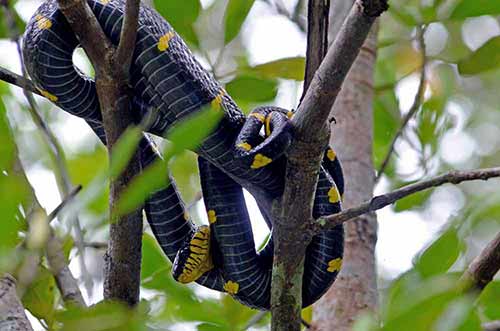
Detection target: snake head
<box><xmin>172</xmin><ymin>226</ymin><xmax>214</xmax><ymax>284</ymax></box>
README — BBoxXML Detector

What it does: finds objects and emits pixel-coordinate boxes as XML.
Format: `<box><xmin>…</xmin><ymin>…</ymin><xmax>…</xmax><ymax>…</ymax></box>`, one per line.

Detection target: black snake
<box><xmin>23</xmin><ymin>0</ymin><xmax>344</xmax><ymax>310</ymax></box>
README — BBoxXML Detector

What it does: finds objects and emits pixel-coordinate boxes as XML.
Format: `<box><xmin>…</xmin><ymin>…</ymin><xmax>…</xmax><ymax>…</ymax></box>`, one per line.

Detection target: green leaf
<box><xmin>226</xmin><ymin>75</ymin><xmax>278</xmax><ymax>102</ymax></box>
<box><xmin>153</xmin><ymin>0</ymin><xmax>201</xmax><ymax>46</ymax></box>
<box><xmin>415</xmin><ymin>228</ymin><xmax>462</xmax><ymax>278</ymax></box>
<box><xmin>383</xmin><ymin>273</ymin><xmax>461</xmax><ymax>331</ymax></box>
<box><xmin>247</xmin><ymin>57</ymin><xmax>306</xmax><ymax>81</ymax></box>
<box><xmin>388</xmin><ymin>6</ymin><xmax>418</xmax><ymax>26</ymax></box>
<box><xmin>57</xmin><ymin>301</ymin><xmax>148</xmax><ymax>331</ymax></box>
<box><xmin>458</xmin><ymin>36</ymin><xmax>500</xmax><ymax>75</ymax></box>
<box><xmin>0</xmin><ymin>5</ymin><xmax>26</xmax><ymax>39</ymax></box>
<box><xmin>22</xmin><ymin>267</ymin><xmax>56</xmax><ymax>328</ymax></box>
<box><xmin>394</xmin><ymin>188</ymin><xmax>432</xmax><ymax>212</ymax></box>
<box><xmin>0</xmin><ymin>99</ymin><xmax>15</xmax><ymax>170</ymax></box>
<box><xmin>67</xmin><ymin>146</ymin><xmax>108</xmax><ymax>214</ymax></box>
<box><xmin>450</xmin><ymin>0</ymin><xmax>500</xmax><ymax>19</ymax></box>
<box><xmin>478</xmin><ymin>281</ymin><xmax>500</xmax><ymax>319</ymax></box>
<box><xmin>116</xmin><ymin>107</ymin><xmax>222</xmax><ymax>215</ymax></box>
<box><xmin>224</xmin><ymin>0</ymin><xmax>255</xmax><ymax>44</ymax></box>
<box><xmin>109</xmin><ymin>127</ymin><xmax>142</xmax><ymax>180</ymax></box>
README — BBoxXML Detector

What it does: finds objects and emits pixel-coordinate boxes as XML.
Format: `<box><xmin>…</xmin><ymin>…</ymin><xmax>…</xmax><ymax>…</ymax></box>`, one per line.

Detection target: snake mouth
<box><xmin>172</xmin><ymin>226</ymin><xmax>214</xmax><ymax>284</ymax></box>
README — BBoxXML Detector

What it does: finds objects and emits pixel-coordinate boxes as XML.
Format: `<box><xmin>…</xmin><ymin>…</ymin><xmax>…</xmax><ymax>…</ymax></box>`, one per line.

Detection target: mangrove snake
<box><xmin>23</xmin><ymin>0</ymin><xmax>344</xmax><ymax>309</ymax></box>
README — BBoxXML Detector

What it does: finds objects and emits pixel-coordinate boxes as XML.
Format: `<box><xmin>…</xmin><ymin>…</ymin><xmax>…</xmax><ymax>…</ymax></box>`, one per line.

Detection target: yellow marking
<box><xmin>101</xmin><ymin>0</ymin><xmax>110</xmax><ymax>3</ymax></box>
<box><xmin>39</xmin><ymin>89</ymin><xmax>58</xmax><ymax>102</ymax></box>
<box><xmin>249</xmin><ymin>113</ymin><xmax>265</xmax><ymax>122</ymax></box>
<box><xmin>223</xmin><ymin>280</ymin><xmax>239</xmax><ymax>295</ymax></box>
<box><xmin>287</xmin><ymin>111</ymin><xmax>294</xmax><ymax>119</ymax></box>
<box><xmin>251</xmin><ymin>154</ymin><xmax>272</xmax><ymax>169</ymax></box>
<box><xmin>210</xmin><ymin>91</ymin><xmax>224</xmax><ymax>111</ymax></box>
<box><xmin>184</xmin><ymin>211</ymin><xmax>190</xmax><ymax>220</ymax></box>
<box><xmin>237</xmin><ymin>142</ymin><xmax>252</xmax><ymax>151</ymax></box>
<box><xmin>265</xmin><ymin>114</ymin><xmax>272</xmax><ymax>137</ymax></box>
<box><xmin>327</xmin><ymin>148</ymin><xmax>336</xmax><ymax>161</ymax></box>
<box><xmin>208</xmin><ymin>210</ymin><xmax>217</xmax><ymax>224</ymax></box>
<box><xmin>36</xmin><ymin>15</ymin><xmax>52</xmax><ymax>30</ymax></box>
<box><xmin>158</xmin><ymin>31</ymin><xmax>175</xmax><ymax>51</ymax></box>
<box><xmin>328</xmin><ymin>187</ymin><xmax>340</xmax><ymax>204</ymax></box>
<box><xmin>327</xmin><ymin>258</ymin><xmax>343</xmax><ymax>273</ymax></box>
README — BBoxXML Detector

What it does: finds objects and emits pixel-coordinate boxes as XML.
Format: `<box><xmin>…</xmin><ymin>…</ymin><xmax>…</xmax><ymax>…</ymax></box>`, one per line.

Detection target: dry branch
<box><xmin>317</xmin><ymin>167</ymin><xmax>500</xmax><ymax>231</ymax></box>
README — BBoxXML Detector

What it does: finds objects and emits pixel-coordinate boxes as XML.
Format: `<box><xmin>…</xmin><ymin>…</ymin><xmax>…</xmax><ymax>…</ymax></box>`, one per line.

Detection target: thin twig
<box><xmin>77</xmin><ymin>241</ymin><xmax>108</xmax><ymax>250</ymax></box>
<box><xmin>375</xmin><ymin>25</ymin><xmax>427</xmax><ymax>183</ymax></box>
<box><xmin>47</xmin><ymin>185</ymin><xmax>83</xmax><ymax>223</ymax></box>
<box><xmin>241</xmin><ymin>311</ymin><xmax>268</xmax><ymax>331</ymax></box>
<box><xmin>0</xmin><ymin>66</ymin><xmax>40</xmax><ymax>95</ymax></box>
<box><xmin>317</xmin><ymin>167</ymin><xmax>500</xmax><ymax>231</ymax></box>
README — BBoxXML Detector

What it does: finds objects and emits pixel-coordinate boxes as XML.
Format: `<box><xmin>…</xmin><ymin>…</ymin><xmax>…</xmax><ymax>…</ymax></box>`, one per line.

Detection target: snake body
<box><xmin>23</xmin><ymin>0</ymin><xmax>344</xmax><ymax>309</ymax></box>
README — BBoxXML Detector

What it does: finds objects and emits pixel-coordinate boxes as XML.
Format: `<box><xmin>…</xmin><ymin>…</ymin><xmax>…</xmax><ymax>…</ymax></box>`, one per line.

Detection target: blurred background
<box><xmin>0</xmin><ymin>0</ymin><xmax>499</xmax><ymax>330</ymax></box>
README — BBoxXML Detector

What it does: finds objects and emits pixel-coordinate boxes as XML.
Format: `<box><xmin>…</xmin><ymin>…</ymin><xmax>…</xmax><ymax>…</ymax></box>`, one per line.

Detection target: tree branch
<box><xmin>0</xmin><ymin>275</ymin><xmax>34</xmax><ymax>331</ymax></box>
<box><xmin>57</xmin><ymin>0</ymin><xmax>144</xmax><ymax>306</ymax></box>
<box><xmin>115</xmin><ymin>0</ymin><xmax>140</xmax><ymax>72</ymax></box>
<box><xmin>458</xmin><ymin>231</ymin><xmax>500</xmax><ymax>292</ymax></box>
<box><xmin>303</xmin><ymin>0</ymin><xmax>330</xmax><ymax>97</ymax></box>
<box><xmin>317</xmin><ymin>167</ymin><xmax>500</xmax><ymax>231</ymax></box>
<box><xmin>270</xmin><ymin>1</ymin><xmax>387</xmax><ymax>330</ymax></box>
<box><xmin>375</xmin><ymin>25</ymin><xmax>427</xmax><ymax>182</ymax></box>
<box><xmin>0</xmin><ymin>67</ymin><xmax>40</xmax><ymax>96</ymax></box>
<box><xmin>292</xmin><ymin>0</ymin><xmax>388</xmax><ymax>138</ymax></box>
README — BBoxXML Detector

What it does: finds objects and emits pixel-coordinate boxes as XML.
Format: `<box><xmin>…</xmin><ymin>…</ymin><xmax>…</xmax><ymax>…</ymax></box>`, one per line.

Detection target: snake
<box><xmin>23</xmin><ymin>0</ymin><xmax>344</xmax><ymax>310</ymax></box>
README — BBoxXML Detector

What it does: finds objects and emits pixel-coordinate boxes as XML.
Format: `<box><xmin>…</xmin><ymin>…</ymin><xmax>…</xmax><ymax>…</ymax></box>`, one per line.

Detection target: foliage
<box><xmin>0</xmin><ymin>0</ymin><xmax>499</xmax><ymax>330</ymax></box>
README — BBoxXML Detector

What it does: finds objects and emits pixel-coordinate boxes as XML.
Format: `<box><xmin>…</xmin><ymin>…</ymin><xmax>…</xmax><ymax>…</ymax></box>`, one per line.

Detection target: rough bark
<box><xmin>270</xmin><ymin>1</ymin><xmax>387</xmax><ymax>330</ymax></box>
<box><xmin>0</xmin><ymin>275</ymin><xmax>34</xmax><ymax>331</ymax></box>
<box><xmin>313</xmin><ymin>7</ymin><xmax>379</xmax><ymax>330</ymax></box>
<box><xmin>57</xmin><ymin>0</ymin><xmax>143</xmax><ymax>305</ymax></box>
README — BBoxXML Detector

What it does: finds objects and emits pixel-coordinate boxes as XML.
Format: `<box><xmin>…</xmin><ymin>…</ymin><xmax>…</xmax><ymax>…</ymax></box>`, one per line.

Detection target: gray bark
<box><xmin>0</xmin><ymin>275</ymin><xmax>34</xmax><ymax>331</ymax></box>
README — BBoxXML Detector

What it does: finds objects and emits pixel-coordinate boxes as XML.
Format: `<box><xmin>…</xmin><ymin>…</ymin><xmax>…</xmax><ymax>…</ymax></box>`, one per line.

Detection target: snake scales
<box><xmin>23</xmin><ymin>0</ymin><xmax>344</xmax><ymax>309</ymax></box>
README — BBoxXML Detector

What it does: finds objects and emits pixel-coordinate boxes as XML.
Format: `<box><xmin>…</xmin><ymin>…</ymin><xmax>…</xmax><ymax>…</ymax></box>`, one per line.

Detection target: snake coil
<box><xmin>23</xmin><ymin>0</ymin><xmax>344</xmax><ymax>309</ymax></box>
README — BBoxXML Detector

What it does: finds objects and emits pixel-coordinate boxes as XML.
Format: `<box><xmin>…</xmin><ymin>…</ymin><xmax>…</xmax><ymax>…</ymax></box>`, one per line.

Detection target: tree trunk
<box><xmin>313</xmin><ymin>2</ymin><xmax>379</xmax><ymax>329</ymax></box>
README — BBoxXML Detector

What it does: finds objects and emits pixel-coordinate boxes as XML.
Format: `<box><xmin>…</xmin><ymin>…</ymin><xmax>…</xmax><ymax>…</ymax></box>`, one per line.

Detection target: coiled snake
<box><xmin>23</xmin><ymin>0</ymin><xmax>344</xmax><ymax>309</ymax></box>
